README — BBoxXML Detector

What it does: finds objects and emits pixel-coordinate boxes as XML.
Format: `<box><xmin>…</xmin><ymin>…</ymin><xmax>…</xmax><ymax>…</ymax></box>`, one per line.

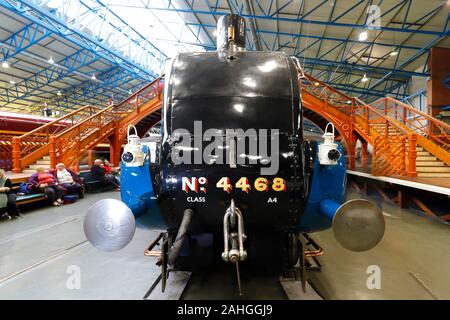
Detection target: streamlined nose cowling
<box><xmin>82</xmin><ymin>13</ymin><xmax>385</xmax><ymax>266</ymax></box>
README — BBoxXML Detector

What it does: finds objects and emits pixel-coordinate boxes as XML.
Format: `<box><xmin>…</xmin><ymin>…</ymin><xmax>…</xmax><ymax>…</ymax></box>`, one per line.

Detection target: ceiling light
<box><xmin>314</xmin><ymin>82</ymin><xmax>320</xmax><ymax>86</ymax></box>
<box><xmin>347</xmin><ymin>100</ymin><xmax>352</xmax><ymax>104</ymax></box>
<box><xmin>389</xmin><ymin>49</ymin><xmax>398</xmax><ymax>56</ymax></box>
<box><xmin>57</xmin><ymin>91</ymin><xmax>62</xmax><ymax>96</ymax></box>
<box><xmin>9</xmin><ymin>80</ymin><xmax>16</xmax><ymax>85</ymax></box>
<box><xmin>359</xmin><ymin>31</ymin><xmax>368</xmax><ymax>41</ymax></box>
<box><xmin>48</xmin><ymin>57</ymin><xmax>55</xmax><ymax>64</ymax></box>
<box><xmin>128</xmin><ymin>90</ymin><xmax>132</xmax><ymax>95</ymax></box>
<box><xmin>91</xmin><ymin>74</ymin><xmax>96</xmax><ymax>80</ymax></box>
<box><xmin>361</xmin><ymin>74</ymin><xmax>368</xmax><ymax>83</ymax></box>
<box><xmin>2</xmin><ymin>61</ymin><xmax>9</xmax><ymax>68</ymax></box>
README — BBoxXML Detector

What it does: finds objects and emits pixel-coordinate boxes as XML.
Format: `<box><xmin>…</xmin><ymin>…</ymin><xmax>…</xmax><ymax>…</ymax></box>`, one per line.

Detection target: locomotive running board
<box><xmin>279</xmin><ymin>279</ymin><xmax>323</xmax><ymax>300</ymax></box>
<box><xmin>143</xmin><ymin>270</ymin><xmax>191</xmax><ymax>300</ymax></box>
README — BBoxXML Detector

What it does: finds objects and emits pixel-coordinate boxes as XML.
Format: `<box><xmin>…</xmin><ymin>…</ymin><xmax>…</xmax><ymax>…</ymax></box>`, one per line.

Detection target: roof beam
<box><xmin>0</xmin><ymin>22</ymin><xmax>53</xmax><ymax>63</ymax></box>
<box><xmin>0</xmin><ymin>0</ymin><xmax>163</xmax><ymax>79</ymax></box>
<box><xmin>135</xmin><ymin>4</ymin><xmax>448</xmax><ymax>36</ymax></box>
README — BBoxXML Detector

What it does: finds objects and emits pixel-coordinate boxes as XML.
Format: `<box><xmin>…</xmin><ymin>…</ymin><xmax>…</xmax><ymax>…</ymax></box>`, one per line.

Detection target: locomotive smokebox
<box><xmin>216</xmin><ymin>14</ymin><xmax>246</xmax><ymax>55</ymax></box>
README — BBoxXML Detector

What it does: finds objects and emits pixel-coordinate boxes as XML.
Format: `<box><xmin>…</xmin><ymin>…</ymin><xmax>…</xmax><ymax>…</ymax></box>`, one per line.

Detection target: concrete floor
<box><xmin>308</xmin><ymin>190</ymin><xmax>450</xmax><ymax>300</ymax></box>
<box><xmin>0</xmin><ymin>190</ymin><xmax>448</xmax><ymax>300</ymax></box>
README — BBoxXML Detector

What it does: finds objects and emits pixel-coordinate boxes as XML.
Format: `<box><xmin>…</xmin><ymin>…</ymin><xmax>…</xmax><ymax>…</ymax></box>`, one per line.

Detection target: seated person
<box><xmin>28</xmin><ymin>167</ymin><xmax>65</xmax><ymax>207</ymax></box>
<box><xmin>103</xmin><ymin>159</ymin><xmax>120</xmax><ymax>185</ymax></box>
<box><xmin>51</xmin><ymin>163</ymin><xmax>84</xmax><ymax>199</ymax></box>
<box><xmin>0</xmin><ymin>169</ymin><xmax>23</xmax><ymax>220</ymax></box>
<box><xmin>87</xmin><ymin>159</ymin><xmax>120</xmax><ymax>190</ymax></box>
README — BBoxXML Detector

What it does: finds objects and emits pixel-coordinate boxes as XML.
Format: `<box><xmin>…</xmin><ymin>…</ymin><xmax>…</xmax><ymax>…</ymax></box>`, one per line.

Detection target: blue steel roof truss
<box><xmin>0</xmin><ymin>0</ymin><xmax>448</xmax><ymax>114</ymax></box>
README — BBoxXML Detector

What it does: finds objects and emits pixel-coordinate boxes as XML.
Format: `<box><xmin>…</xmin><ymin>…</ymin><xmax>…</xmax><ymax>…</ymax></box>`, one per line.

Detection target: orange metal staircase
<box><xmin>300</xmin><ymin>74</ymin><xmax>450</xmax><ymax>178</ymax></box>
<box><xmin>10</xmin><ymin>72</ymin><xmax>450</xmax><ymax>179</ymax></box>
<box><xmin>12</xmin><ymin>77</ymin><xmax>163</xmax><ymax>173</ymax></box>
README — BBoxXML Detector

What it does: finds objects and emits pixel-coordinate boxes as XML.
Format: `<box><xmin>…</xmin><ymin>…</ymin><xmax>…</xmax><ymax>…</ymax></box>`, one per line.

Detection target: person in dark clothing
<box><xmin>87</xmin><ymin>159</ymin><xmax>120</xmax><ymax>190</ymax></box>
<box><xmin>0</xmin><ymin>169</ymin><xmax>23</xmax><ymax>220</ymax></box>
<box><xmin>28</xmin><ymin>167</ymin><xmax>65</xmax><ymax>206</ymax></box>
<box><xmin>103</xmin><ymin>159</ymin><xmax>120</xmax><ymax>186</ymax></box>
<box><xmin>51</xmin><ymin>163</ymin><xmax>84</xmax><ymax>199</ymax></box>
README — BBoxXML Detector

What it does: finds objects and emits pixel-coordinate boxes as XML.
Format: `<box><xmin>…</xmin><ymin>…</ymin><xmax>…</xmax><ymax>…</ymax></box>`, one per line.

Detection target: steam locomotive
<box><xmin>84</xmin><ymin>14</ymin><xmax>384</xmax><ymax>293</ymax></box>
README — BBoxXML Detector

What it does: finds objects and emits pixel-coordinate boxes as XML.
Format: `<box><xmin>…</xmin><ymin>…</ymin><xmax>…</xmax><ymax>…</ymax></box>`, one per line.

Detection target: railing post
<box><xmin>372</xmin><ymin>138</ymin><xmax>377</xmax><ymax>175</ymax></box>
<box><xmin>109</xmin><ymin>128</ymin><xmax>122</xmax><ymax>166</ymax></box>
<box><xmin>361</xmin><ymin>140</ymin><xmax>368</xmax><ymax>169</ymax></box>
<box><xmin>400</xmin><ymin>136</ymin><xmax>406</xmax><ymax>175</ymax></box>
<box><xmin>350</xmin><ymin>98</ymin><xmax>354</xmax><ymax>117</ymax></box>
<box><xmin>12</xmin><ymin>136</ymin><xmax>21</xmax><ymax>173</ymax></box>
<box><xmin>383</xmin><ymin>99</ymin><xmax>389</xmax><ymax>136</ymax></box>
<box><xmin>407</xmin><ymin>133</ymin><xmax>417</xmax><ymax>177</ymax></box>
<box><xmin>77</xmin><ymin>126</ymin><xmax>81</xmax><ymax>166</ymax></box>
<box><xmin>402</xmin><ymin>105</ymin><xmax>407</xmax><ymax>125</ymax></box>
<box><xmin>348</xmin><ymin>132</ymin><xmax>357</xmax><ymax>170</ymax></box>
<box><xmin>49</xmin><ymin>136</ymin><xmax>57</xmax><ymax>169</ymax></box>
<box><xmin>364</xmin><ymin>105</ymin><xmax>370</xmax><ymax>134</ymax></box>
<box><xmin>428</xmin><ymin>121</ymin><xmax>432</xmax><ymax>139</ymax></box>
<box><xmin>87</xmin><ymin>150</ymin><xmax>95</xmax><ymax>166</ymax></box>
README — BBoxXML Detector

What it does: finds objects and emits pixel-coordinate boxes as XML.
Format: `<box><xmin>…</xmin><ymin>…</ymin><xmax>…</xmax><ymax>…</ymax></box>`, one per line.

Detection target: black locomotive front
<box><xmin>83</xmin><ymin>14</ymin><xmax>386</xmax><ymax>289</ymax></box>
<box><xmin>152</xmin><ymin>15</ymin><xmax>306</xmax><ymax>236</ymax></box>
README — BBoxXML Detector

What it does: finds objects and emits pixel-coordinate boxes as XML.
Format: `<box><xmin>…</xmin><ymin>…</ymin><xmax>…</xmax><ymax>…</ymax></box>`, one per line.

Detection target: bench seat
<box><xmin>17</xmin><ymin>193</ymin><xmax>46</xmax><ymax>205</ymax></box>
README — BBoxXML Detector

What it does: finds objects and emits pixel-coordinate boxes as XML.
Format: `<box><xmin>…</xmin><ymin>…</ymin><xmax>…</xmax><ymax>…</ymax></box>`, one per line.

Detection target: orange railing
<box><xmin>372</xmin><ymin>135</ymin><xmax>407</xmax><ymax>176</ymax></box>
<box><xmin>300</xmin><ymin>74</ymin><xmax>422</xmax><ymax>176</ymax></box>
<box><xmin>371</xmin><ymin>97</ymin><xmax>450</xmax><ymax>154</ymax></box>
<box><xmin>301</xmin><ymin>74</ymin><xmax>354</xmax><ymax>114</ymax></box>
<box><xmin>11</xmin><ymin>77</ymin><xmax>163</xmax><ymax>173</ymax></box>
<box><xmin>49</xmin><ymin>77</ymin><xmax>163</xmax><ymax>169</ymax></box>
<box><xmin>11</xmin><ymin>105</ymin><xmax>101</xmax><ymax>172</ymax></box>
<box><xmin>50</xmin><ymin>105</ymin><xmax>118</xmax><ymax>168</ymax></box>
<box><xmin>114</xmin><ymin>76</ymin><xmax>163</xmax><ymax>118</ymax></box>
<box><xmin>352</xmin><ymin>97</ymin><xmax>418</xmax><ymax>176</ymax></box>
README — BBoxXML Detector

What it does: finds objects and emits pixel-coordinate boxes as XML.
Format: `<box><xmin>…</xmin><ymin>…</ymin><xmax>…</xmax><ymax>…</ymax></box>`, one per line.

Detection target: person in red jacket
<box><xmin>86</xmin><ymin>159</ymin><xmax>120</xmax><ymax>190</ymax></box>
<box><xmin>28</xmin><ymin>167</ymin><xmax>65</xmax><ymax>206</ymax></box>
<box><xmin>50</xmin><ymin>163</ymin><xmax>84</xmax><ymax>199</ymax></box>
<box><xmin>103</xmin><ymin>159</ymin><xmax>120</xmax><ymax>188</ymax></box>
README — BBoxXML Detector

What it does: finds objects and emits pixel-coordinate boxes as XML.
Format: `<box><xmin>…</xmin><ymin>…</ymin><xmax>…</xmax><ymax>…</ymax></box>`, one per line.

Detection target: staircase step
<box><xmin>36</xmin><ymin>160</ymin><xmax>51</xmax><ymax>165</ymax></box>
<box><xmin>22</xmin><ymin>169</ymin><xmax>37</xmax><ymax>174</ymax></box>
<box><xmin>416</xmin><ymin>156</ymin><xmax>437</xmax><ymax>161</ymax></box>
<box><xmin>416</xmin><ymin>161</ymin><xmax>445</xmax><ymax>166</ymax></box>
<box><xmin>372</xmin><ymin>130</ymin><xmax>400</xmax><ymax>134</ymax></box>
<box><xmin>417</xmin><ymin>172</ymin><xmax>450</xmax><ymax>178</ymax></box>
<box><xmin>42</xmin><ymin>156</ymin><xmax>50</xmax><ymax>161</ymax></box>
<box><xmin>416</xmin><ymin>166</ymin><xmax>450</xmax><ymax>173</ymax></box>
<box><xmin>28</xmin><ymin>164</ymin><xmax>51</xmax><ymax>170</ymax></box>
<box><xmin>417</xmin><ymin>151</ymin><xmax>430</xmax><ymax>156</ymax></box>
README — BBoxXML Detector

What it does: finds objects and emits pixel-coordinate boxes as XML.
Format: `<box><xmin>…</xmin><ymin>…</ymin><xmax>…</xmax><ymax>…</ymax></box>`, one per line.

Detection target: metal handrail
<box><xmin>381</xmin><ymin>96</ymin><xmax>450</xmax><ymax>131</ymax></box>
<box><xmin>17</xmin><ymin>105</ymin><xmax>99</xmax><ymax>140</ymax></box>
<box><xmin>50</xmin><ymin>77</ymin><xmax>164</xmax><ymax>168</ymax></box>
